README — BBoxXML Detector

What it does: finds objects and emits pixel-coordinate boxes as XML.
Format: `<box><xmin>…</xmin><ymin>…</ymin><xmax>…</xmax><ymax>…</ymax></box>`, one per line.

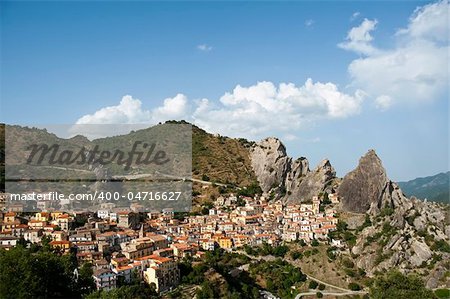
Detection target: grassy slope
<box><xmin>192</xmin><ymin>125</ymin><xmax>257</xmax><ymax>187</ymax></box>
<box><xmin>2</xmin><ymin>123</ymin><xmax>258</xmax><ymax>195</ymax></box>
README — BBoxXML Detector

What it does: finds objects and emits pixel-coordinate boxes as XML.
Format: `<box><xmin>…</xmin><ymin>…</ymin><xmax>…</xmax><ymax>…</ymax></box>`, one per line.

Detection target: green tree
<box><xmin>237</xmin><ymin>182</ymin><xmax>262</xmax><ymax>197</ymax></box>
<box><xmin>348</xmin><ymin>282</ymin><xmax>361</xmax><ymax>291</ymax></box>
<box><xmin>309</xmin><ymin>280</ymin><xmax>318</xmax><ymax>289</ymax></box>
<box><xmin>272</xmin><ymin>245</ymin><xmax>289</xmax><ymax>257</ymax></box>
<box><xmin>196</xmin><ymin>280</ymin><xmax>218</xmax><ymax>299</ymax></box>
<box><xmin>85</xmin><ymin>284</ymin><xmax>158</xmax><ymax>299</ymax></box>
<box><xmin>40</xmin><ymin>234</ymin><xmax>53</xmax><ymax>251</ymax></box>
<box><xmin>370</xmin><ymin>270</ymin><xmax>435</xmax><ymax>299</ymax></box>
<box><xmin>0</xmin><ymin>246</ymin><xmax>77</xmax><ymax>298</ymax></box>
<box><xmin>78</xmin><ymin>262</ymin><xmax>95</xmax><ymax>295</ymax></box>
<box><xmin>290</xmin><ymin>251</ymin><xmax>302</xmax><ymax>260</ymax></box>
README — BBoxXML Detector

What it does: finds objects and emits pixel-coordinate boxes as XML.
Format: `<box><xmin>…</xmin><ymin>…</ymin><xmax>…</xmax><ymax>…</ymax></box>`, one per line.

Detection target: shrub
<box><xmin>342</xmin><ymin>258</ymin><xmax>355</xmax><ymax>269</ymax></box>
<box><xmin>435</xmin><ymin>288</ymin><xmax>450</xmax><ymax>299</ymax></box>
<box><xmin>298</xmin><ymin>239</ymin><xmax>307</xmax><ymax>247</ymax></box>
<box><xmin>370</xmin><ymin>270</ymin><xmax>435</xmax><ymax>299</ymax></box>
<box><xmin>290</xmin><ymin>251</ymin><xmax>302</xmax><ymax>260</ymax></box>
<box><xmin>348</xmin><ymin>282</ymin><xmax>361</xmax><ymax>291</ymax></box>
<box><xmin>380</xmin><ymin>206</ymin><xmax>394</xmax><ymax>217</ymax></box>
<box><xmin>309</xmin><ymin>280</ymin><xmax>318</xmax><ymax>289</ymax></box>
<box><xmin>431</xmin><ymin>240</ymin><xmax>450</xmax><ymax>253</ymax></box>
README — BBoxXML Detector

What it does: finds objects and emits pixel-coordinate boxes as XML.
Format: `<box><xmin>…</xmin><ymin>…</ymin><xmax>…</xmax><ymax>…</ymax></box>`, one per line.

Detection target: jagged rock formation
<box><xmin>250</xmin><ymin>137</ymin><xmax>336</xmax><ymax>202</ymax></box>
<box><xmin>250</xmin><ymin>138</ymin><xmax>291</xmax><ymax>193</ymax></box>
<box><xmin>337</xmin><ymin>150</ymin><xmax>450</xmax><ymax>288</ymax></box>
<box><xmin>338</xmin><ymin>149</ymin><xmax>397</xmax><ymax>213</ymax></box>
<box><xmin>351</xmin><ymin>197</ymin><xmax>450</xmax><ymax>288</ymax></box>
<box><xmin>284</xmin><ymin>157</ymin><xmax>310</xmax><ymax>196</ymax></box>
<box><xmin>285</xmin><ymin>159</ymin><xmax>336</xmax><ymax>202</ymax></box>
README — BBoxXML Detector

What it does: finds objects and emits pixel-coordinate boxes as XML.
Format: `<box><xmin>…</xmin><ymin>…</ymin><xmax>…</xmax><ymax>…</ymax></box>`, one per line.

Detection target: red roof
<box><xmin>50</xmin><ymin>240</ymin><xmax>71</xmax><ymax>245</ymax></box>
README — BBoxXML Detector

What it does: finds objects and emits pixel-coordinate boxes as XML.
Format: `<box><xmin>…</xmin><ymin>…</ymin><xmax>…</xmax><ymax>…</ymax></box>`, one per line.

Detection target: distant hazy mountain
<box><xmin>398</xmin><ymin>172</ymin><xmax>449</xmax><ymax>203</ymax></box>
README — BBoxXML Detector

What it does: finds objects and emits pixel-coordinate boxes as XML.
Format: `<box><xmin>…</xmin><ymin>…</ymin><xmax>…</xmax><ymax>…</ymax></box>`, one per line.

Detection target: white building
<box><xmin>97</xmin><ymin>210</ymin><xmax>110</xmax><ymax>219</ymax></box>
<box><xmin>93</xmin><ymin>269</ymin><xmax>117</xmax><ymax>291</ymax></box>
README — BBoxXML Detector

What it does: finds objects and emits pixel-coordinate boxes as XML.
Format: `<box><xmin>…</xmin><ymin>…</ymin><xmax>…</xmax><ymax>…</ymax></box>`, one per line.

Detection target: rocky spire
<box><xmin>250</xmin><ymin>137</ymin><xmax>291</xmax><ymax>193</ymax></box>
<box><xmin>338</xmin><ymin>149</ymin><xmax>410</xmax><ymax>214</ymax></box>
<box><xmin>250</xmin><ymin>137</ymin><xmax>336</xmax><ymax>202</ymax></box>
<box><xmin>285</xmin><ymin>159</ymin><xmax>336</xmax><ymax>203</ymax></box>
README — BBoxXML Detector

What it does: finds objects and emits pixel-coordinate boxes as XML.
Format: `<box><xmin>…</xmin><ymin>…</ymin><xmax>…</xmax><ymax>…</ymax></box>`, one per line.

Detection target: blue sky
<box><xmin>1</xmin><ymin>1</ymin><xmax>448</xmax><ymax>181</ymax></box>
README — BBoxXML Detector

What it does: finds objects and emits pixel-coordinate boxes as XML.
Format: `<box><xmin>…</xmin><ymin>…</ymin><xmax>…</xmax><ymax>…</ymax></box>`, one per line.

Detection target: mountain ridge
<box><xmin>1</xmin><ymin>122</ymin><xmax>450</xmax><ymax>288</ymax></box>
<box><xmin>398</xmin><ymin>171</ymin><xmax>449</xmax><ymax>204</ymax></box>
<box><xmin>1</xmin><ymin>122</ymin><xmax>448</xmax><ymax>209</ymax></box>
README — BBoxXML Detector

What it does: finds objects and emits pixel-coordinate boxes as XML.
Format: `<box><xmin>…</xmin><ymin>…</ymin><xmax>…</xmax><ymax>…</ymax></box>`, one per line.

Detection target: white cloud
<box><xmin>305</xmin><ymin>19</ymin><xmax>314</xmax><ymax>27</ymax></box>
<box><xmin>338</xmin><ymin>18</ymin><xmax>379</xmax><ymax>55</ymax></box>
<box><xmin>375</xmin><ymin>95</ymin><xmax>393</xmax><ymax>111</ymax></box>
<box><xmin>192</xmin><ymin>79</ymin><xmax>364</xmax><ymax>139</ymax></box>
<box><xmin>75</xmin><ymin>95</ymin><xmax>151</xmax><ymax>124</ymax></box>
<box><xmin>340</xmin><ymin>0</ymin><xmax>449</xmax><ymax>109</ymax></box>
<box><xmin>351</xmin><ymin>12</ymin><xmax>361</xmax><ymax>21</ymax></box>
<box><xmin>75</xmin><ymin>79</ymin><xmax>364</xmax><ymax>140</ymax></box>
<box><xmin>75</xmin><ymin>94</ymin><xmax>190</xmax><ymax>125</ymax></box>
<box><xmin>397</xmin><ymin>0</ymin><xmax>449</xmax><ymax>42</ymax></box>
<box><xmin>197</xmin><ymin>44</ymin><xmax>212</xmax><ymax>52</ymax></box>
<box><xmin>152</xmin><ymin>94</ymin><xmax>189</xmax><ymax>122</ymax></box>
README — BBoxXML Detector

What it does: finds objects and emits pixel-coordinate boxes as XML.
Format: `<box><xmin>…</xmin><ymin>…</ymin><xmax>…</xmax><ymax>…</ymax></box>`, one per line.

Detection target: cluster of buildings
<box><xmin>0</xmin><ymin>192</ymin><xmax>340</xmax><ymax>294</ymax></box>
<box><xmin>164</xmin><ymin>193</ymin><xmax>339</xmax><ymax>251</ymax></box>
<box><xmin>0</xmin><ymin>208</ymin><xmax>181</xmax><ymax>293</ymax></box>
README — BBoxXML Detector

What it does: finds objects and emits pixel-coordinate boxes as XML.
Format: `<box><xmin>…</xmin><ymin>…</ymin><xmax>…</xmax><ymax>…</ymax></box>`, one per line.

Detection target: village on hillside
<box><xmin>0</xmin><ymin>192</ymin><xmax>341</xmax><ymax>294</ymax></box>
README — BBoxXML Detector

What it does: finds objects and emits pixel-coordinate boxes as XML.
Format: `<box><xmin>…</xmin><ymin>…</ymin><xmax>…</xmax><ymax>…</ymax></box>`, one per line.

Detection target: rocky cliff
<box><xmin>250</xmin><ymin>138</ymin><xmax>291</xmax><ymax>193</ymax></box>
<box><xmin>335</xmin><ymin>150</ymin><xmax>449</xmax><ymax>288</ymax></box>
<box><xmin>249</xmin><ymin>137</ymin><xmax>336</xmax><ymax>202</ymax></box>
<box><xmin>285</xmin><ymin>159</ymin><xmax>336</xmax><ymax>202</ymax></box>
<box><xmin>338</xmin><ymin>150</ymin><xmax>401</xmax><ymax>213</ymax></box>
<box><xmin>351</xmin><ymin>196</ymin><xmax>449</xmax><ymax>288</ymax></box>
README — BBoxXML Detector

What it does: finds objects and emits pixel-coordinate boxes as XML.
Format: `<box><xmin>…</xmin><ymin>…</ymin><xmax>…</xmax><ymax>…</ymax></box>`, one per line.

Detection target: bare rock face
<box><xmin>285</xmin><ymin>159</ymin><xmax>336</xmax><ymax>202</ymax></box>
<box><xmin>250</xmin><ymin>137</ymin><xmax>291</xmax><ymax>193</ymax></box>
<box><xmin>285</xmin><ymin>157</ymin><xmax>310</xmax><ymax>193</ymax></box>
<box><xmin>410</xmin><ymin>240</ymin><xmax>433</xmax><ymax>267</ymax></box>
<box><xmin>338</xmin><ymin>150</ymin><xmax>390</xmax><ymax>213</ymax></box>
<box><xmin>351</xmin><ymin>189</ymin><xmax>450</xmax><ymax>285</ymax></box>
<box><xmin>250</xmin><ymin>138</ymin><xmax>336</xmax><ymax>202</ymax></box>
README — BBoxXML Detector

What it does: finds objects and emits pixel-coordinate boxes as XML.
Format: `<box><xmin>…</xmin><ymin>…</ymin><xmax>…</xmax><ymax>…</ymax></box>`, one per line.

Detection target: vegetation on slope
<box><xmin>192</xmin><ymin>125</ymin><xmax>257</xmax><ymax>187</ymax></box>
<box><xmin>398</xmin><ymin>172</ymin><xmax>450</xmax><ymax>203</ymax></box>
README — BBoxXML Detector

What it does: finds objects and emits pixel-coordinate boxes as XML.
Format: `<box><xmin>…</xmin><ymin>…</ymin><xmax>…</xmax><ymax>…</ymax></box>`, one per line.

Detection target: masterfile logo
<box><xmin>4</xmin><ymin>123</ymin><xmax>192</xmax><ymax>212</ymax></box>
<box><xmin>26</xmin><ymin>140</ymin><xmax>171</xmax><ymax>171</ymax></box>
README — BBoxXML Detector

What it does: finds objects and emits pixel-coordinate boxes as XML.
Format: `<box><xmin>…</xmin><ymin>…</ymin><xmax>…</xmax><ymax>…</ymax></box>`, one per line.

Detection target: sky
<box><xmin>1</xmin><ymin>0</ymin><xmax>449</xmax><ymax>181</ymax></box>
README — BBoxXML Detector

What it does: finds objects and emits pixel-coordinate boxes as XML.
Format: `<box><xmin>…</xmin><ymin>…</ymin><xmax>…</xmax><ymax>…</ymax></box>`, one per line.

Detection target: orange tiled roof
<box><xmin>116</xmin><ymin>265</ymin><xmax>133</xmax><ymax>271</ymax></box>
<box><xmin>148</xmin><ymin>255</ymin><xmax>172</xmax><ymax>263</ymax></box>
<box><xmin>50</xmin><ymin>240</ymin><xmax>71</xmax><ymax>245</ymax></box>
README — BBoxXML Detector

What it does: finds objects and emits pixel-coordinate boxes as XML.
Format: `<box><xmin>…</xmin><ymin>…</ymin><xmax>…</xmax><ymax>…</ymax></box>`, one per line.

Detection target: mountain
<box><xmin>192</xmin><ymin>125</ymin><xmax>257</xmax><ymax>187</ymax></box>
<box><xmin>0</xmin><ymin>123</ymin><xmax>258</xmax><ymax>191</ymax></box>
<box><xmin>249</xmin><ymin>137</ymin><xmax>337</xmax><ymax>203</ymax></box>
<box><xmin>398</xmin><ymin>172</ymin><xmax>449</xmax><ymax>203</ymax></box>
<box><xmin>336</xmin><ymin>149</ymin><xmax>449</xmax><ymax>288</ymax></box>
<box><xmin>2</xmin><ymin>123</ymin><xmax>450</xmax><ymax>288</ymax></box>
<box><xmin>337</xmin><ymin>149</ymin><xmax>411</xmax><ymax>215</ymax></box>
